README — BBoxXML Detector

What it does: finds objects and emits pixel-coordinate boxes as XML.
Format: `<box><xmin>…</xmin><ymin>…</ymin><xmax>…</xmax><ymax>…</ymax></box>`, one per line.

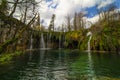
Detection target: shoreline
<box><xmin>0</xmin><ymin>49</ymin><xmax>119</xmax><ymax>64</ymax></box>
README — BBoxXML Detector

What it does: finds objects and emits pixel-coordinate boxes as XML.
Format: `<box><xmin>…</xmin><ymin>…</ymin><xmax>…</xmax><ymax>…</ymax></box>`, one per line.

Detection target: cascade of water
<box><xmin>49</xmin><ymin>33</ymin><xmax>52</xmax><ymax>48</ymax></box>
<box><xmin>87</xmin><ymin>32</ymin><xmax>92</xmax><ymax>52</ymax></box>
<box><xmin>29</xmin><ymin>35</ymin><xmax>33</xmax><ymax>61</ymax></box>
<box><xmin>88</xmin><ymin>51</ymin><xmax>96</xmax><ymax>80</ymax></box>
<box><xmin>87</xmin><ymin>32</ymin><xmax>96</xmax><ymax>80</ymax></box>
<box><xmin>46</xmin><ymin>33</ymin><xmax>51</xmax><ymax>48</ymax></box>
<box><xmin>40</xmin><ymin>33</ymin><xmax>45</xmax><ymax>49</ymax></box>
<box><xmin>59</xmin><ymin>35</ymin><xmax>61</xmax><ymax>49</ymax></box>
<box><xmin>46</xmin><ymin>33</ymin><xmax>49</xmax><ymax>48</ymax></box>
<box><xmin>30</xmin><ymin>35</ymin><xmax>33</xmax><ymax>49</ymax></box>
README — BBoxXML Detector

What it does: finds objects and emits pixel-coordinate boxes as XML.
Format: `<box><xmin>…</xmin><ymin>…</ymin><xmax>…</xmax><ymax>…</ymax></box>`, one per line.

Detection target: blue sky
<box><xmin>39</xmin><ymin>0</ymin><xmax>120</xmax><ymax>28</ymax></box>
<box><xmin>86</xmin><ymin>0</ymin><xmax>120</xmax><ymax>18</ymax></box>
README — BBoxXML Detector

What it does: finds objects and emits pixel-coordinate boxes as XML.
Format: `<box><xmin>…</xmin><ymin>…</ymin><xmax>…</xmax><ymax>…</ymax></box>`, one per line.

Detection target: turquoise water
<box><xmin>0</xmin><ymin>50</ymin><xmax>120</xmax><ymax>80</ymax></box>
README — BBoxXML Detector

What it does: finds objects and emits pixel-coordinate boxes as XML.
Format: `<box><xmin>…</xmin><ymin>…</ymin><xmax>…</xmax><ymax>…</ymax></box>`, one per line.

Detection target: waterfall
<box><xmin>87</xmin><ymin>32</ymin><xmax>92</xmax><ymax>52</ymax></box>
<box><xmin>59</xmin><ymin>35</ymin><xmax>61</xmax><ymax>49</ymax></box>
<box><xmin>40</xmin><ymin>33</ymin><xmax>45</xmax><ymax>49</ymax></box>
<box><xmin>29</xmin><ymin>35</ymin><xmax>33</xmax><ymax>61</ymax></box>
<box><xmin>88</xmin><ymin>51</ymin><xmax>96</xmax><ymax>80</ymax></box>
<box><xmin>87</xmin><ymin>32</ymin><xmax>96</xmax><ymax>80</ymax></box>
<box><xmin>46</xmin><ymin>33</ymin><xmax>51</xmax><ymax>48</ymax></box>
<box><xmin>46</xmin><ymin>33</ymin><xmax>49</xmax><ymax>48</ymax></box>
<box><xmin>49</xmin><ymin>33</ymin><xmax>52</xmax><ymax>48</ymax></box>
<box><xmin>30</xmin><ymin>35</ymin><xmax>33</xmax><ymax>49</ymax></box>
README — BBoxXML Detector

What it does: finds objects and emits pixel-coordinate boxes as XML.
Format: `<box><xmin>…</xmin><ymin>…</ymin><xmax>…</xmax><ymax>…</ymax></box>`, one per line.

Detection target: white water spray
<box><xmin>30</xmin><ymin>35</ymin><xmax>33</xmax><ymax>49</ymax></box>
<box><xmin>87</xmin><ymin>32</ymin><xmax>96</xmax><ymax>80</ymax></box>
<box><xmin>29</xmin><ymin>35</ymin><xmax>33</xmax><ymax>61</ymax></box>
<box><xmin>59</xmin><ymin>35</ymin><xmax>61</xmax><ymax>49</ymax></box>
<box><xmin>87</xmin><ymin>32</ymin><xmax>92</xmax><ymax>52</ymax></box>
<box><xmin>46</xmin><ymin>33</ymin><xmax>51</xmax><ymax>49</ymax></box>
<box><xmin>40</xmin><ymin>33</ymin><xmax>45</xmax><ymax>49</ymax></box>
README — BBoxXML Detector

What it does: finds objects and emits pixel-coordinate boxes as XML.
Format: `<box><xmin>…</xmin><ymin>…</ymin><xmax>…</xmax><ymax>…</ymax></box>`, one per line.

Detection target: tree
<box><xmin>77</xmin><ymin>12</ymin><xmax>84</xmax><ymax>30</ymax></box>
<box><xmin>7</xmin><ymin>0</ymin><xmax>40</xmax><ymax>23</ymax></box>
<box><xmin>0</xmin><ymin>0</ymin><xmax>43</xmax><ymax>53</ymax></box>
<box><xmin>0</xmin><ymin>0</ymin><xmax>8</xmax><ymax>14</ymax></box>
<box><xmin>73</xmin><ymin>12</ymin><xmax>77</xmax><ymax>31</ymax></box>
<box><xmin>0</xmin><ymin>12</ymin><xmax>37</xmax><ymax>53</ymax></box>
<box><xmin>48</xmin><ymin>14</ymin><xmax>56</xmax><ymax>31</ymax></box>
<box><xmin>61</xmin><ymin>24</ymin><xmax>64</xmax><ymax>32</ymax></box>
<box><xmin>66</xmin><ymin>15</ymin><xmax>71</xmax><ymax>32</ymax></box>
<box><xmin>9</xmin><ymin>0</ymin><xmax>19</xmax><ymax>17</ymax></box>
<box><xmin>97</xmin><ymin>3</ymin><xmax>117</xmax><ymax>23</ymax></box>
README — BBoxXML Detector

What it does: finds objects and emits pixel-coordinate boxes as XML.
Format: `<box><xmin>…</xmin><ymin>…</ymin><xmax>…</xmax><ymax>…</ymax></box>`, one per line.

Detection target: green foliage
<box><xmin>0</xmin><ymin>0</ymin><xmax>8</xmax><ymax>14</ymax></box>
<box><xmin>0</xmin><ymin>51</ymin><xmax>22</xmax><ymax>64</ymax></box>
<box><xmin>90</xmin><ymin>20</ymin><xmax>120</xmax><ymax>51</ymax></box>
<box><xmin>65</xmin><ymin>30</ymin><xmax>87</xmax><ymax>49</ymax></box>
<box><xmin>0</xmin><ymin>37</ymin><xmax>18</xmax><ymax>53</ymax></box>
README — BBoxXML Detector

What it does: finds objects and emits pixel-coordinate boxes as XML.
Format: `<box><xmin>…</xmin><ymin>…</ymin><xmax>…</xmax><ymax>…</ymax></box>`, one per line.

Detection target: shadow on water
<box><xmin>0</xmin><ymin>50</ymin><xmax>120</xmax><ymax>80</ymax></box>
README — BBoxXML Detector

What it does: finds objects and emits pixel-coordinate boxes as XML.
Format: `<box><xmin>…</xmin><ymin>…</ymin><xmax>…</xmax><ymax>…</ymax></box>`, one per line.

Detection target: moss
<box><xmin>0</xmin><ymin>51</ymin><xmax>23</xmax><ymax>64</ymax></box>
<box><xmin>89</xmin><ymin>20</ymin><xmax>120</xmax><ymax>51</ymax></box>
<box><xmin>0</xmin><ymin>37</ymin><xmax>18</xmax><ymax>53</ymax></box>
<box><xmin>64</xmin><ymin>30</ymin><xmax>87</xmax><ymax>49</ymax></box>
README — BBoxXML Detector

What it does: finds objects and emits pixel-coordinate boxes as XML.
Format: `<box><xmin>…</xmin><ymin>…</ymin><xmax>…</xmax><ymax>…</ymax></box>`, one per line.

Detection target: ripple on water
<box><xmin>0</xmin><ymin>50</ymin><xmax>120</xmax><ymax>80</ymax></box>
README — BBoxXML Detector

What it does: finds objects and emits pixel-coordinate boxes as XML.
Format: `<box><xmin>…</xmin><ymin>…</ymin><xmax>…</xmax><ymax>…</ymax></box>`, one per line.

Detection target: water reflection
<box><xmin>18</xmin><ymin>50</ymin><xmax>69</xmax><ymax>80</ymax></box>
<box><xmin>88</xmin><ymin>51</ymin><xmax>95</xmax><ymax>80</ymax></box>
<box><xmin>0</xmin><ymin>50</ymin><xmax>120</xmax><ymax>80</ymax></box>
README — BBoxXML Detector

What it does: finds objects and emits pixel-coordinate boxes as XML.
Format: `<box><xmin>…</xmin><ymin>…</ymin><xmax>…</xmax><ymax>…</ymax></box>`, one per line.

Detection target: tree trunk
<box><xmin>9</xmin><ymin>0</ymin><xmax>19</xmax><ymax>17</ymax></box>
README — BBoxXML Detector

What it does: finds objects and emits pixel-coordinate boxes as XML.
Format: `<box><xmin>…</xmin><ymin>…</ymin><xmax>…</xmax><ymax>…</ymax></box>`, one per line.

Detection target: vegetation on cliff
<box><xmin>0</xmin><ymin>0</ymin><xmax>120</xmax><ymax>53</ymax></box>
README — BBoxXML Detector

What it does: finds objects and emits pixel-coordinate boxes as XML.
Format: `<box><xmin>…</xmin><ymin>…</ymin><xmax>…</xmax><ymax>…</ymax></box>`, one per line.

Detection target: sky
<box><xmin>39</xmin><ymin>0</ymin><xmax>120</xmax><ymax>28</ymax></box>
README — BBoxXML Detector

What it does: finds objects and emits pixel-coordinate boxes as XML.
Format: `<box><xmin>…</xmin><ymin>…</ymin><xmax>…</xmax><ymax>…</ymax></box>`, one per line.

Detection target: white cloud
<box><xmin>98</xmin><ymin>0</ymin><xmax>115</xmax><ymax>9</ymax></box>
<box><xmin>39</xmin><ymin>0</ymin><xmax>115</xmax><ymax>28</ymax></box>
<box><xmin>87</xmin><ymin>15</ymin><xmax>99</xmax><ymax>24</ymax></box>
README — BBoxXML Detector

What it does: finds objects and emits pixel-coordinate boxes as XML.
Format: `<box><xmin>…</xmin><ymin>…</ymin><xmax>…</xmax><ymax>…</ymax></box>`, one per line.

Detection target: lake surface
<box><xmin>0</xmin><ymin>49</ymin><xmax>120</xmax><ymax>80</ymax></box>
